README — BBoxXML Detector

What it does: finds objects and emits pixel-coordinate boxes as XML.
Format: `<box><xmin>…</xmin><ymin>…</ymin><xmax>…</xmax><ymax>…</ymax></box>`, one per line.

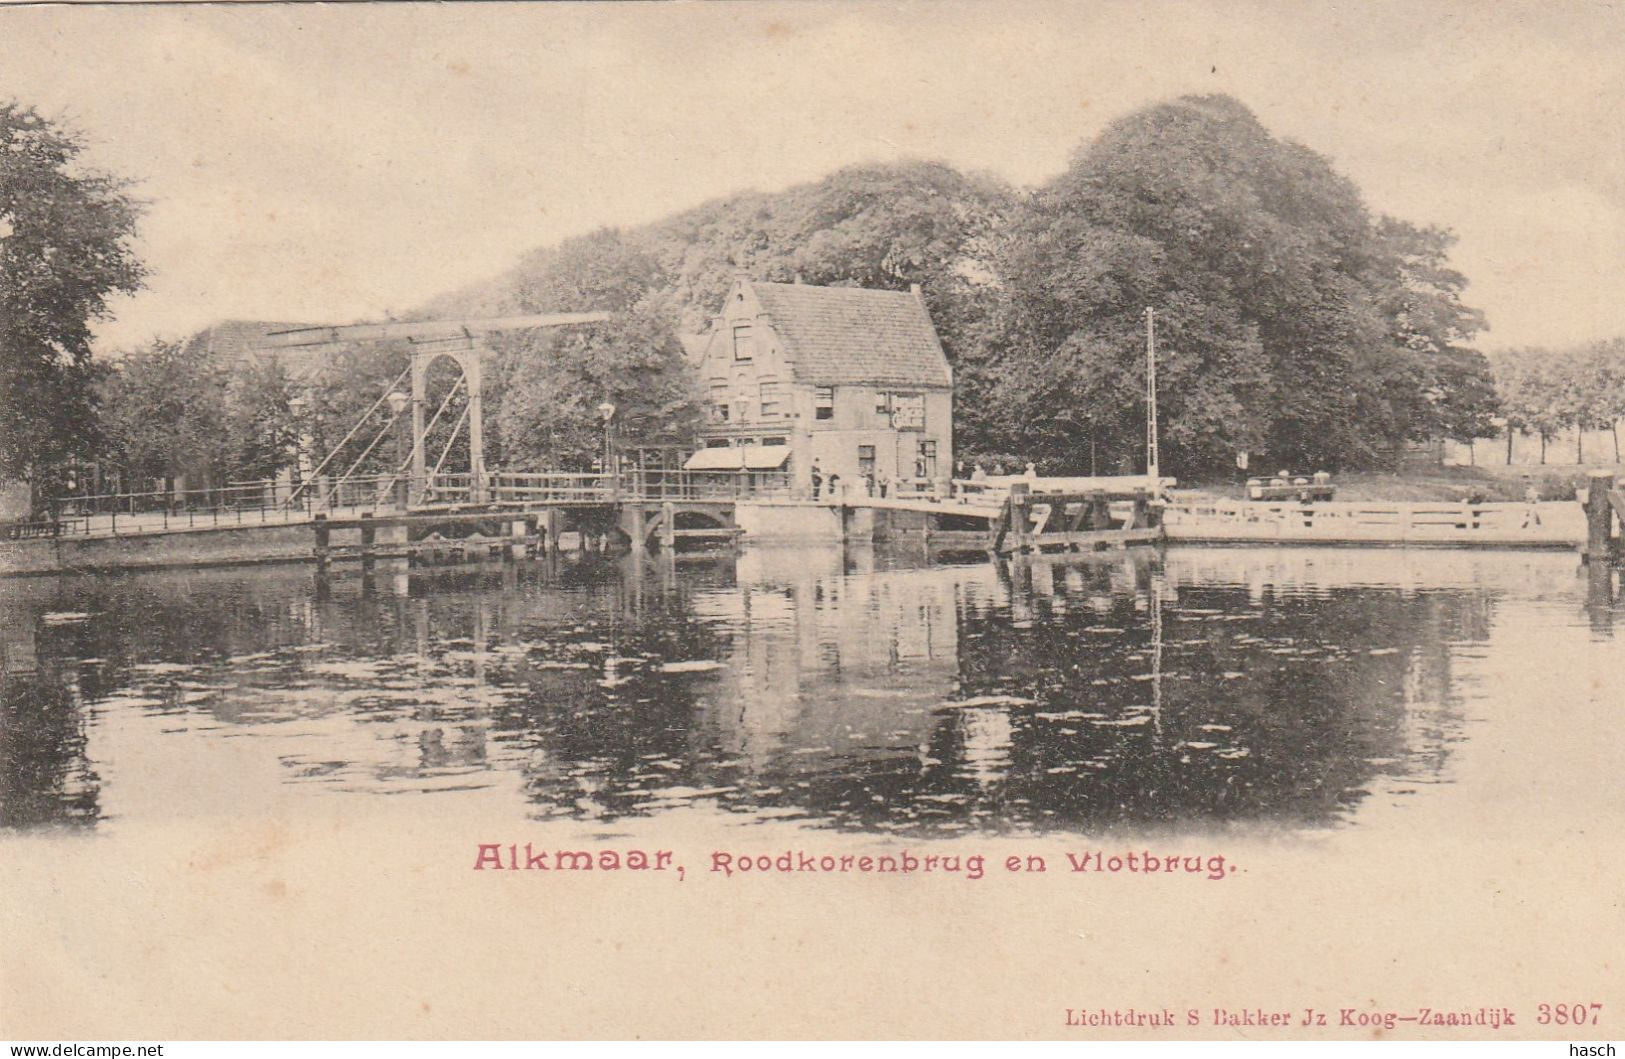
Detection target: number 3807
<box><xmin>1538</xmin><ymin>1003</ymin><xmax>1602</xmax><ymax>1025</ymax></box>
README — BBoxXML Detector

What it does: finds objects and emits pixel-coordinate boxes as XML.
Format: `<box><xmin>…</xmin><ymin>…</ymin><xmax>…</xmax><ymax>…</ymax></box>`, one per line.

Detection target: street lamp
<box><xmin>387</xmin><ymin>390</ymin><xmax>410</xmax><ymax>506</ymax></box>
<box><xmin>597</xmin><ymin>401</ymin><xmax>617</xmax><ymax>486</ymax></box>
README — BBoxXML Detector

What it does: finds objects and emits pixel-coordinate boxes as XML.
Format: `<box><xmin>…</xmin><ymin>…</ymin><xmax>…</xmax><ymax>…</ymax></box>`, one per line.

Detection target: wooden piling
<box><xmin>313</xmin><ymin>513</ymin><xmax>330</xmax><ymax>572</ymax></box>
<box><xmin>660</xmin><ymin>501</ymin><xmax>676</xmax><ymax>551</ymax></box>
<box><xmin>1586</xmin><ymin>471</ymin><xmax>1617</xmax><ymax>562</ymax></box>
<box><xmin>1131</xmin><ymin>489</ymin><xmax>1150</xmax><ymax>530</ymax></box>
<box><xmin>1009</xmin><ymin>481</ymin><xmax>1031</xmax><ymax>553</ymax></box>
<box><xmin>545</xmin><ymin>509</ymin><xmax>562</xmax><ymax>557</ymax></box>
<box><xmin>359</xmin><ymin>512</ymin><xmax>376</xmax><ymax>575</ymax></box>
<box><xmin>1085</xmin><ymin>491</ymin><xmax>1109</xmax><ymax>530</ymax></box>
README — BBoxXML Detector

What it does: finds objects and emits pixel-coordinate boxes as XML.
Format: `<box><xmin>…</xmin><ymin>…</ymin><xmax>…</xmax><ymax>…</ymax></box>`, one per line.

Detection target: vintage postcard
<box><xmin>2</xmin><ymin>0</ymin><xmax>1621</xmax><ymax>1043</ymax></box>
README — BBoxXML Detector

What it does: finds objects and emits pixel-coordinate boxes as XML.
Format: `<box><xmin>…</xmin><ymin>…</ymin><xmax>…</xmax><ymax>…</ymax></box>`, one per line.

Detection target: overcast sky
<box><xmin>4</xmin><ymin>0</ymin><xmax>1623</xmax><ymax>354</ymax></box>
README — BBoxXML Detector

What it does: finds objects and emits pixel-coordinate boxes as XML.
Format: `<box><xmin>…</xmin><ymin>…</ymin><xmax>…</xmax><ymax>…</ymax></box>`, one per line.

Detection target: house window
<box><xmin>814</xmin><ymin>386</ymin><xmax>834</xmax><ymax>421</ymax></box>
<box><xmin>713</xmin><ymin>403</ymin><xmax>730</xmax><ymax>423</ymax></box>
<box><xmin>858</xmin><ymin>445</ymin><xmax>876</xmax><ymax>477</ymax></box>
<box><xmin>732</xmin><ymin>325</ymin><xmax>753</xmax><ymax>361</ymax></box>
<box><xmin>916</xmin><ymin>439</ymin><xmax>938</xmax><ymax>479</ymax></box>
<box><xmin>762</xmin><ymin>436</ymin><xmax>787</xmax><ymax>446</ymax></box>
<box><xmin>875</xmin><ymin>391</ymin><xmax>891</xmax><ymax>417</ymax></box>
<box><xmin>759</xmin><ymin>381</ymin><xmax>781</xmax><ymax>419</ymax></box>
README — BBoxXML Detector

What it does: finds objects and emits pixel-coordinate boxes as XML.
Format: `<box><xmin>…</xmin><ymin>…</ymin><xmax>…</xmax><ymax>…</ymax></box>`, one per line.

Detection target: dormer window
<box><xmin>732</xmin><ymin>325</ymin><xmax>753</xmax><ymax>360</ymax></box>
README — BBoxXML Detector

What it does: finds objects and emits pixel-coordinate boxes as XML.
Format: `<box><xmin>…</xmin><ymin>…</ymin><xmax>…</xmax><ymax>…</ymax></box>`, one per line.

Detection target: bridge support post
<box><xmin>1009</xmin><ymin>482</ymin><xmax>1031</xmax><ymax>553</ymax></box>
<box><xmin>660</xmin><ymin>502</ymin><xmax>676</xmax><ymax>551</ymax></box>
<box><xmin>508</xmin><ymin>518</ymin><xmax>529</xmax><ymax>561</ymax></box>
<box><xmin>313</xmin><ymin>513</ymin><xmax>330</xmax><ymax>574</ymax></box>
<box><xmin>409</xmin><ymin>367</ymin><xmax>427</xmax><ymax>507</ymax></box>
<box><xmin>359</xmin><ymin>512</ymin><xmax>375</xmax><ymax>575</ymax></box>
<box><xmin>545</xmin><ymin>509</ymin><xmax>562</xmax><ymax>558</ymax></box>
<box><xmin>467</xmin><ymin>350</ymin><xmax>486</xmax><ymax>504</ymax></box>
<box><xmin>1131</xmin><ymin>489</ymin><xmax>1150</xmax><ymax>530</ymax></box>
<box><xmin>1586</xmin><ymin>471</ymin><xmax>1618</xmax><ymax>563</ymax></box>
<box><xmin>1086</xmin><ymin>491</ymin><xmax>1109</xmax><ymax>530</ymax></box>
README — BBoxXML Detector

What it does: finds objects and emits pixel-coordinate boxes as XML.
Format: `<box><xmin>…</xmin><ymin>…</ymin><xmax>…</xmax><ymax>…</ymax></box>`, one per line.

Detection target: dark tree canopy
<box><xmin>0</xmin><ymin>102</ymin><xmax>145</xmax><ymax>493</ymax></box>
<box><xmin>641</xmin><ymin>161</ymin><xmax>1016</xmax><ymax>440</ymax></box>
<box><xmin>448</xmin><ymin>100</ymin><xmax>1496</xmax><ymax>475</ymax></box>
<box><xmin>433</xmin><ymin>161</ymin><xmax>1016</xmax><ymax>466</ymax></box>
<box><xmin>490</xmin><ymin>229</ymin><xmax>703</xmax><ymax>469</ymax></box>
<box><xmin>991</xmin><ymin>95</ymin><xmax>1494</xmax><ymax>473</ymax></box>
<box><xmin>89</xmin><ymin>95</ymin><xmax>1500</xmax><ymax>485</ymax></box>
<box><xmin>97</xmin><ymin>339</ymin><xmax>230</xmax><ymax>487</ymax></box>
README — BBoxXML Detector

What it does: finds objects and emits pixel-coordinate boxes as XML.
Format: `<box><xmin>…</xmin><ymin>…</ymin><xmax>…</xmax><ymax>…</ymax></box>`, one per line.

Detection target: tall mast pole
<box><xmin>1145</xmin><ymin>306</ymin><xmax>1160</xmax><ymax>487</ymax></box>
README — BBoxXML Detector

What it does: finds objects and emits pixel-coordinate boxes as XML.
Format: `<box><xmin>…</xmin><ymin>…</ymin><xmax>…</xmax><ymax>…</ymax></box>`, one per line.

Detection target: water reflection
<box><xmin>0</xmin><ymin>546</ymin><xmax>1609</xmax><ymax>837</ymax></box>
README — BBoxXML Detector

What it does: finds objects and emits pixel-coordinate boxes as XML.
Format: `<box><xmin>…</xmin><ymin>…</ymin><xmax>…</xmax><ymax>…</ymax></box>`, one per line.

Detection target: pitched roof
<box><xmin>182</xmin><ymin>320</ymin><xmax>323</xmax><ymax>382</ymax></box>
<box><xmin>749</xmin><ymin>282</ymin><xmax>951</xmax><ymax>388</ymax></box>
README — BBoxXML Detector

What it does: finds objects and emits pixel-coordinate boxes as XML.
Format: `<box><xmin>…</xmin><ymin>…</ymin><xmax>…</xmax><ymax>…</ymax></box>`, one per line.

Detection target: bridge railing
<box><xmin>1161</xmin><ymin>497</ymin><xmax>1587</xmax><ymax>544</ymax></box>
<box><xmin>625</xmin><ymin>469</ymin><xmax>793</xmax><ymax>501</ymax></box>
<box><xmin>482</xmin><ymin>473</ymin><xmax>617</xmax><ymax>504</ymax></box>
<box><xmin>31</xmin><ymin>478</ymin><xmax>334</xmax><ymax>538</ymax></box>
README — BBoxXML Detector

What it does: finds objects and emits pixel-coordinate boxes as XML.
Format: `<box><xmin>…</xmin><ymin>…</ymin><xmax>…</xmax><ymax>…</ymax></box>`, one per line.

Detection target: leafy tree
<box><xmin>1368</xmin><ymin>219</ymin><xmax>1498</xmax><ymax>445</ymax></box>
<box><xmin>1572</xmin><ymin>338</ymin><xmax>1625</xmax><ymax>462</ymax></box>
<box><xmin>97</xmin><ymin>339</ymin><xmax>230</xmax><ymax>491</ymax></box>
<box><xmin>1493</xmin><ymin>341</ymin><xmax>1625</xmax><ymax>465</ymax></box>
<box><xmin>422</xmin><ymin>99</ymin><xmax>1496</xmax><ymax>477</ymax></box>
<box><xmin>0</xmin><ymin>102</ymin><xmax>145</xmax><ymax>505</ymax></box>
<box><xmin>295</xmin><ymin>338</ymin><xmax>416</xmax><ymax>481</ymax></box>
<box><xmin>224</xmin><ymin>357</ymin><xmax>300</xmax><ymax>483</ymax></box>
<box><xmin>1492</xmin><ymin>348</ymin><xmax>1570</xmax><ymax>464</ymax></box>
<box><xmin>490</xmin><ymin>229</ymin><xmax>702</xmax><ymax>470</ymax></box>
<box><xmin>1591</xmin><ymin>338</ymin><xmax>1625</xmax><ymax>461</ymax></box>
<box><xmin>990</xmin><ymin>95</ymin><xmax>1493</xmax><ymax>474</ymax></box>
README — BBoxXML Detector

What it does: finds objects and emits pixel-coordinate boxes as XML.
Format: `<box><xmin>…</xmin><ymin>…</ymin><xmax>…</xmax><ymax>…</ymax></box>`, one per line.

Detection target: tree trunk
<box><xmin>1577</xmin><ymin>427</ymin><xmax>1584</xmax><ymax>465</ymax></box>
<box><xmin>1613</xmin><ymin>421</ymin><xmax>1620</xmax><ymax>462</ymax></box>
<box><xmin>1540</xmin><ymin>434</ymin><xmax>1547</xmax><ymax>464</ymax></box>
<box><xmin>1507</xmin><ymin>426</ymin><xmax>1515</xmax><ymax>465</ymax></box>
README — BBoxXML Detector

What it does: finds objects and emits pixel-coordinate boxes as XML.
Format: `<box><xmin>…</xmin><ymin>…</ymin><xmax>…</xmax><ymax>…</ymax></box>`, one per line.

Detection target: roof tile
<box><xmin>749</xmin><ymin>282</ymin><xmax>951</xmax><ymax>388</ymax></box>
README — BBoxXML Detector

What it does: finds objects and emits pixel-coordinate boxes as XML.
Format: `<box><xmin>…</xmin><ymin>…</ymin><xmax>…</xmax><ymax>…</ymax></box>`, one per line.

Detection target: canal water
<box><xmin>2</xmin><ymin>545</ymin><xmax>1619</xmax><ymax>839</ymax></box>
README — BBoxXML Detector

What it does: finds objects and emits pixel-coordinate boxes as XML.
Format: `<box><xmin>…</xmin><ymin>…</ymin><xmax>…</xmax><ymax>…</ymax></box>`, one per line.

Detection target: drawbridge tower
<box><xmin>263</xmin><ymin>313</ymin><xmax>608</xmax><ymax>505</ymax></box>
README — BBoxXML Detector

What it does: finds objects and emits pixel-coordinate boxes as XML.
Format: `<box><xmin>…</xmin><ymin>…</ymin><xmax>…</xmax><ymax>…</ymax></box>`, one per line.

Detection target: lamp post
<box><xmin>598</xmin><ymin>401</ymin><xmax>617</xmax><ymax>497</ymax></box>
<box><xmin>387</xmin><ymin>390</ymin><xmax>410</xmax><ymax>507</ymax></box>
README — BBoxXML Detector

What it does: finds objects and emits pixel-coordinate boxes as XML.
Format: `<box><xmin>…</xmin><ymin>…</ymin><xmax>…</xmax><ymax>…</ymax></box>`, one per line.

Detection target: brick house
<box><xmin>683</xmin><ymin>278</ymin><xmax>954</xmax><ymax>494</ymax></box>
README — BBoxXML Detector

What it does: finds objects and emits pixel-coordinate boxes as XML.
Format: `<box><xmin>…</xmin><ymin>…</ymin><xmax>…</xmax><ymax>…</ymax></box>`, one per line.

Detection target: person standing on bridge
<box><xmin>1521</xmin><ymin>474</ymin><xmax>1542</xmax><ymax>528</ymax></box>
<box><xmin>811</xmin><ymin>460</ymin><xmax>823</xmax><ymax>501</ymax></box>
<box><xmin>877</xmin><ymin>471</ymin><xmax>891</xmax><ymax>498</ymax></box>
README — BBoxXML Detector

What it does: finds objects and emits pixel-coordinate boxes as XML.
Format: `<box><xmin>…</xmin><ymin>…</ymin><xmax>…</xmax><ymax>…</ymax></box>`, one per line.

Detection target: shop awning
<box><xmin>684</xmin><ymin>447</ymin><xmax>745</xmax><ymax>470</ymax></box>
<box><xmin>742</xmin><ymin>447</ymin><xmax>791</xmax><ymax>470</ymax></box>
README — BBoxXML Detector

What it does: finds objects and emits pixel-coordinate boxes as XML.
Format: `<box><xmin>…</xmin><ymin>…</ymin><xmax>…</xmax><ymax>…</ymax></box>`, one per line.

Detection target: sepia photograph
<box><xmin>1</xmin><ymin>0</ymin><xmax>1621</xmax><ymax>1044</ymax></box>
